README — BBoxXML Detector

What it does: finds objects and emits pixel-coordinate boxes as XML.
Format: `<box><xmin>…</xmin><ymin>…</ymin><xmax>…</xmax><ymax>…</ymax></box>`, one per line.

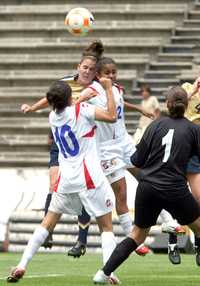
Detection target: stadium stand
<box><xmin>0</xmin><ymin>0</ymin><xmax>197</xmax><ymax>253</ymax></box>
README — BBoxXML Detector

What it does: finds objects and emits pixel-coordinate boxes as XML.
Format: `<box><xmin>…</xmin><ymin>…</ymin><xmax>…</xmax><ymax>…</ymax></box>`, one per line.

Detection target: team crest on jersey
<box><xmin>101</xmin><ymin>159</ymin><xmax>117</xmax><ymax>170</ymax></box>
<box><xmin>106</xmin><ymin>199</ymin><xmax>112</xmax><ymax>208</ymax></box>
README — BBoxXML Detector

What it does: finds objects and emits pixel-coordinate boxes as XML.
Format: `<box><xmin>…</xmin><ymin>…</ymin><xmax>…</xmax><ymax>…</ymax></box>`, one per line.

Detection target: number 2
<box><xmin>117</xmin><ymin>106</ymin><xmax>122</xmax><ymax>119</ymax></box>
<box><xmin>162</xmin><ymin>129</ymin><xmax>174</xmax><ymax>162</ymax></box>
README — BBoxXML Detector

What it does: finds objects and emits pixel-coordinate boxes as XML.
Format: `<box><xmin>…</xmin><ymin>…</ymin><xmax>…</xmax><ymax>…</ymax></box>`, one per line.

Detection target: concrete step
<box><xmin>0</xmin><ymin>37</ymin><xmax>163</xmax><ymax>55</ymax></box>
<box><xmin>0</xmin><ymin>69</ymin><xmax>137</xmax><ymax>93</ymax></box>
<box><xmin>0</xmin><ymin>121</ymin><xmax>49</xmax><ymax>135</ymax></box>
<box><xmin>149</xmin><ymin>61</ymin><xmax>192</xmax><ymax>71</ymax></box>
<box><xmin>183</xmin><ymin>19</ymin><xmax>200</xmax><ymax>28</ymax></box>
<box><xmin>0</xmin><ymin>151</ymin><xmax>49</xmax><ymax>167</ymax></box>
<box><xmin>175</xmin><ymin>27</ymin><xmax>200</xmax><ymax>37</ymax></box>
<box><xmin>178</xmin><ymin>67</ymin><xmax>198</xmax><ymax>83</ymax></box>
<box><xmin>0</xmin><ymin>20</ymin><xmax>175</xmax><ymax>31</ymax></box>
<box><xmin>0</xmin><ymin>4</ymin><xmax>187</xmax><ymax>22</ymax></box>
<box><xmin>0</xmin><ymin>68</ymin><xmax>136</xmax><ymax>80</ymax></box>
<box><xmin>144</xmin><ymin>70</ymin><xmax>181</xmax><ymax>79</ymax></box>
<box><xmin>162</xmin><ymin>44</ymin><xmax>194</xmax><ymax>53</ymax></box>
<box><xmin>171</xmin><ymin>35</ymin><xmax>200</xmax><ymax>45</ymax></box>
<box><xmin>157</xmin><ymin>52</ymin><xmax>194</xmax><ymax>62</ymax></box>
<box><xmin>132</xmin><ymin>87</ymin><xmax>168</xmax><ymax>98</ymax></box>
<box><xmin>1</xmin><ymin>0</ymin><xmax>191</xmax><ymax>4</ymax></box>
<box><xmin>127</xmin><ymin>95</ymin><xmax>166</xmax><ymax>105</ymax></box>
<box><xmin>137</xmin><ymin>78</ymin><xmax>179</xmax><ymax>88</ymax></box>
<box><xmin>188</xmin><ymin>11</ymin><xmax>200</xmax><ymax>20</ymax></box>
<box><xmin>0</xmin><ymin>53</ymin><xmax>149</xmax><ymax>71</ymax></box>
<box><xmin>0</xmin><ymin>86</ymin><xmax>48</xmax><ymax>102</ymax></box>
<box><xmin>0</xmin><ymin>134</ymin><xmax>49</xmax><ymax>152</ymax></box>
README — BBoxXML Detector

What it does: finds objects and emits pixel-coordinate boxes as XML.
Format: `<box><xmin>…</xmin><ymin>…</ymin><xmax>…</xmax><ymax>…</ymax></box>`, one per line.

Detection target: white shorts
<box><xmin>116</xmin><ymin>133</ymin><xmax>136</xmax><ymax>168</ymax></box>
<box><xmin>49</xmin><ymin>178</ymin><xmax>115</xmax><ymax>218</ymax></box>
<box><xmin>106</xmin><ymin>168</ymin><xmax>125</xmax><ymax>184</ymax></box>
<box><xmin>99</xmin><ymin>139</ymin><xmax>126</xmax><ymax>177</ymax></box>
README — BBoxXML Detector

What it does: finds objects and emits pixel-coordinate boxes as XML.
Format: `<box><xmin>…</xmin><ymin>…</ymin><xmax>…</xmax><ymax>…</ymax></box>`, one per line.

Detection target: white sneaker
<box><xmin>93</xmin><ymin>270</ymin><xmax>109</xmax><ymax>284</ymax></box>
<box><xmin>93</xmin><ymin>270</ymin><xmax>120</xmax><ymax>285</ymax></box>
<box><xmin>161</xmin><ymin>222</ymin><xmax>185</xmax><ymax>234</ymax></box>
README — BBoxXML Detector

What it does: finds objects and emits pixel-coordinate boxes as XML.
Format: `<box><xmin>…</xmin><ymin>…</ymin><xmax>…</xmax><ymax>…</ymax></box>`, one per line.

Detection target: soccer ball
<box><xmin>64</xmin><ymin>7</ymin><xmax>94</xmax><ymax>36</ymax></box>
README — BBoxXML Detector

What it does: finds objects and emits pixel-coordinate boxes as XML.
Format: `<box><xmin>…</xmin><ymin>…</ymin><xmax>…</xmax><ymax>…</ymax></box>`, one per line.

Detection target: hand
<box><xmin>192</xmin><ymin>77</ymin><xmax>200</xmax><ymax>95</ymax></box>
<box><xmin>99</xmin><ymin>77</ymin><xmax>112</xmax><ymax>90</ymax></box>
<box><xmin>21</xmin><ymin>104</ymin><xmax>32</xmax><ymax>113</ymax></box>
<box><xmin>141</xmin><ymin>110</ymin><xmax>155</xmax><ymax>120</ymax></box>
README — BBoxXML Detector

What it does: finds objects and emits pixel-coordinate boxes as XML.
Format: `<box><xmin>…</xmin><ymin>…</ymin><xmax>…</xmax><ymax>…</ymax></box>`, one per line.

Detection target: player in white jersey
<box><xmin>75</xmin><ymin>57</ymin><xmax>152</xmax><ymax>257</ymax></box>
<box><xmin>7</xmin><ymin>79</ymin><xmax>120</xmax><ymax>284</ymax></box>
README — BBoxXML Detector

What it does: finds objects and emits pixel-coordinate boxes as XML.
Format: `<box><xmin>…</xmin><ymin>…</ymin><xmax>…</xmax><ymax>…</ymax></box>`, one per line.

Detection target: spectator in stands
<box><xmin>133</xmin><ymin>84</ymin><xmax>160</xmax><ymax>145</ymax></box>
<box><xmin>93</xmin><ymin>85</ymin><xmax>200</xmax><ymax>284</ymax></box>
<box><xmin>7</xmin><ymin>78</ymin><xmax>120</xmax><ymax>284</ymax></box>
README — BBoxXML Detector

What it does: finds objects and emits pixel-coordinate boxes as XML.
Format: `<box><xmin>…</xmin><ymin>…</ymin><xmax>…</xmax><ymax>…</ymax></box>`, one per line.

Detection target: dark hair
<box><xmin>81</xmin><ymin>40</ymin><xmax>104</xmax><ymax>63</ymax></box>
<box><xmin>96</xmin><ymin>57</ymin><xmax>116</xmax><ymax>73</ymax></box>
<box><xmin>165</xmin><ymin>86</ymin><xmax>188</xmax><ymax>118</ymax></box>
<box><xmin>46</xmin><ymin>81</ymin><xmax>72</xmax><ymax>113</ymax></box>
<box><xmin>140</xmin><ymin>84</ymin><xmax>151</xmax><ymax>94</ymax></box>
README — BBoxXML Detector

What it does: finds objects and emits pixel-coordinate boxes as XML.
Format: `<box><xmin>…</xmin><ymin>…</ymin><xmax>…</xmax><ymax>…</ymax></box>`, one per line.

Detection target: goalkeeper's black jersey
<box><xmin>131</xmin><ymin>116</ymin><xmax>200</xmax><ymax>196</ymax></box>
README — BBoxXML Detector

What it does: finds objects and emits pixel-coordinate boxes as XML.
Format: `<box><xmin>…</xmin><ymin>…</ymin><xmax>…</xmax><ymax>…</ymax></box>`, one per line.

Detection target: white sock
<box><xmin>118</xmin><ymin>212</ymin><xmax>133</xmax><ymax>235</ymax></box>
<box><xmin>17</xmin><ymin>225</ymin><xmax>49</xmax><ymax>269</ymax></box>
<box><xmin>101</xmin><ymin>231</ymin><xmax>116</xmax><ymax>265</ymax></box>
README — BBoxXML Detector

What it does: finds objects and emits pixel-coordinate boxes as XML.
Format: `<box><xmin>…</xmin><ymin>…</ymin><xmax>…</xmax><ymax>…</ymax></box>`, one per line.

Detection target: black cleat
<box><xmin>42</xmin><ymin>233</ymin><xmax>53</xmax><ymax>249</ymax></box>
<box><xmin>67</xmin><ymin>241</ymin><xmax>86</xmax><ymax>258</ymax></box>
<box><xmin>168</xmin><ymin>244</ymin><xmax>181</xmax><ymax>265</ymax></box>
<box><xmin>195</xmin><ymin>247</ymin><xmax>200</xmax><ymax>266</ymax></box>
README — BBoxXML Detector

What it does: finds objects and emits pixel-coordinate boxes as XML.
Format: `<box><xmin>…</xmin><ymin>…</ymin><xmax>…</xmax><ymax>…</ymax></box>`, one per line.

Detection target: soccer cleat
<box><xmin>42</xmin><ymin>233</ymin><xmax>53</xmax><ymax>249</ymax></box>
<box><xmin>168</xmin><ymin>244</ymin><xmax>181</xmax><ymax>265</ymax></box>
<box><xmin>67</xmin><ymin>241</ymin><xmax>86</xmax><ymax>258</ymax></box>
<box><xmin>93</xmin><ymin>270</ymin><xmax>109</xmax><ymax>284</ymax></box>
<box><xmin>7</xmin><ymin>267</ymin><xmax>25</xmax><ymax>283</ymax></box>
<box><xmin>195</xmin><ymin>247</ymin><xmax>200</xmax><ymax>266</ymax></box>
<box><xmin>109</xmin><ymin>273</ymin><xmax>121</xmax><ymax>285</ymax></box>
<box><xmin>162</xmin><ymin>222</ymin><xmax>185</xmax><ymax>235</ymax></box>
<box><xmin>93</xmin><ymin>270</ymin><xmax>120</xmax><ymax>285</ymax></box>
<box><xmin>135</xmin><ymin>244</ymin><xmax>150</xmax><ymax>256</ymax></box>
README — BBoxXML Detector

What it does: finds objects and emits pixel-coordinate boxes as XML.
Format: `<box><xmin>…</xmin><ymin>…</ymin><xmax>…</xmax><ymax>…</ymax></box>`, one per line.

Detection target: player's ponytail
<box><xmin>81</xmin><ymin>40</ymin><xmax>104</xmax><ymax>63</ymax></box>
<box><xmin>46</xmin><ymin>81</ymin><xmax>72</xmax><ymax>113</ymax></box>
<box><xmin>165</xmin><ymin>86</ymin><xmax>188</xmax><ymax>118</ymax></box>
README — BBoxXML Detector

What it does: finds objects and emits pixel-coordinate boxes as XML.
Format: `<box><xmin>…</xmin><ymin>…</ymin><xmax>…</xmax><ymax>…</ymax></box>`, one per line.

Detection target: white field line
<box><xmin>0</xmin><ymin>273</ymin><xmax>66</xmax><ymax>280</ymax></box>
<box><xmin>0</xmin><ymin>274</ymin><xmax>200</xmax><ymax>280</ymax></box>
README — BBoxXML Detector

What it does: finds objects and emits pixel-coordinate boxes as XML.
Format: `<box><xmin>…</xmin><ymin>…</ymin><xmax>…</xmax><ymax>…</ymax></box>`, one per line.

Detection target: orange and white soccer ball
<box><xmin>64</xmin><ymin>7</ymin><xmax>94</xmax><ymax>36</ymax></box>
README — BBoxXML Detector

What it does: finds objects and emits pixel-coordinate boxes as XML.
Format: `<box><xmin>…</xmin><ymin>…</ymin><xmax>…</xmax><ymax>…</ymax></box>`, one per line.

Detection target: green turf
<box><xmin>0</xmin><ymin>252</ymin><xmax>199</xmax><ymax>285</ymax></box>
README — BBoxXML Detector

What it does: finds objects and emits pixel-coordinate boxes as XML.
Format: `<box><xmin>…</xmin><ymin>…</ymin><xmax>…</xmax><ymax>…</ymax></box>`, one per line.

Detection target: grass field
<box><xmin>0</xmin><ymin>252</ymin><xmax>199</xmax><ymax>286</ymax></box>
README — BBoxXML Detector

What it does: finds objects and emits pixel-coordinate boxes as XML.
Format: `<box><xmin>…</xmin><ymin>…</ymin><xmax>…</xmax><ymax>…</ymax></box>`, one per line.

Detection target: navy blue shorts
<box><xmin>187</xmin><ymin>156</ymin><xmax>200</xmax><ymax>174</ymax></box>
<box><xmin>49</xmin><ymin>140</ymin><xmax>59</xmax><ymax>168</ymax></box>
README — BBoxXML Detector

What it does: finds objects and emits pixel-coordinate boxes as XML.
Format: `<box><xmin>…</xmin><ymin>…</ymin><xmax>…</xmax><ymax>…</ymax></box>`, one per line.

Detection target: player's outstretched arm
<box><xmin>21</xmin><ymin>97</ymin><xmax>49</xmax><ymax>113</ymax></box>
<box><xmin>124</xmin><ymin>101</ymin><xmax>155</xmax><ymax>119</ymax></box>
